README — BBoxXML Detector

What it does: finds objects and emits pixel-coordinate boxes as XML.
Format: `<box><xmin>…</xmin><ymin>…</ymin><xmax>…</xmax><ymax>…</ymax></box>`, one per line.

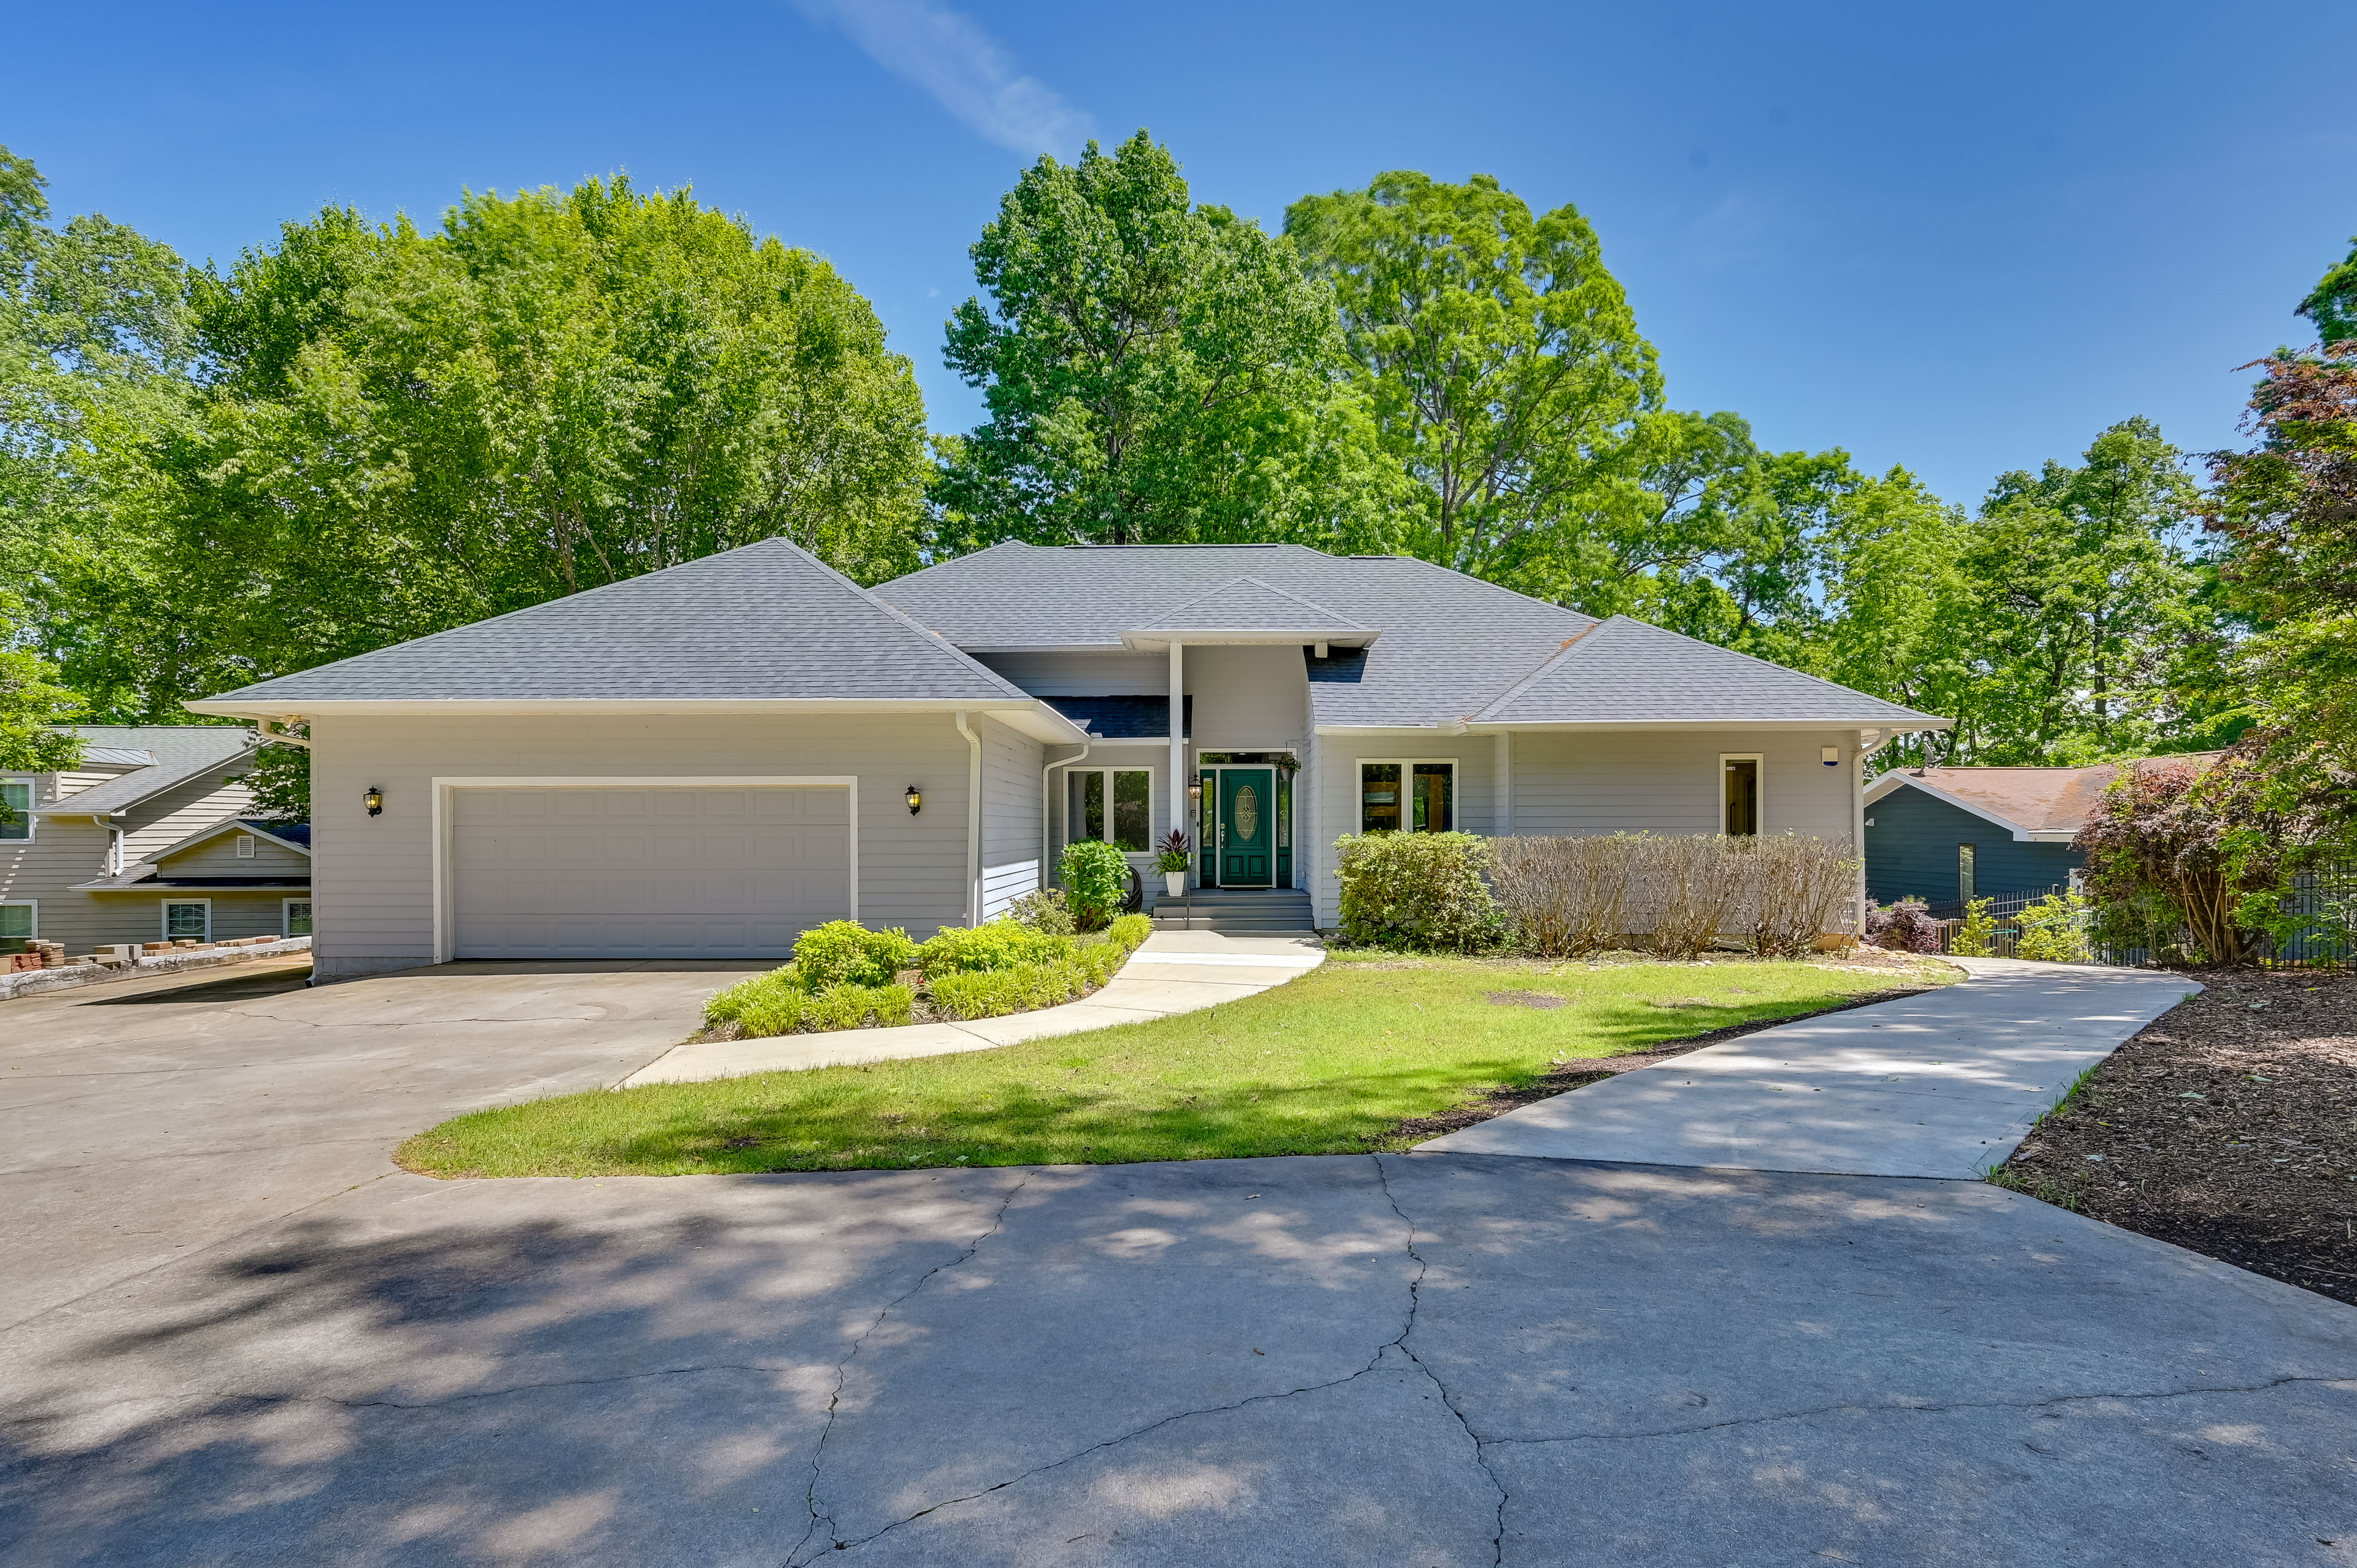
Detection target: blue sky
<box><xmin>9</xmin><ymin>0</ymin><xmax>2352</xmax><ymax>506</ymax></box>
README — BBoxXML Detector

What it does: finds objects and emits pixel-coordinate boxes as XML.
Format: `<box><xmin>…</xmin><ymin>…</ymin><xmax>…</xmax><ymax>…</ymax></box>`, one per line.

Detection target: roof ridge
<box><xmin>1465</xmin><ymin>621</ymin><xmax>1605</xmax><ymax>720</ymax></box>
<box><xmin>1139</xmin><ymin>574</ymin><xmax>1369</xmax><ymax>630</ymax></box>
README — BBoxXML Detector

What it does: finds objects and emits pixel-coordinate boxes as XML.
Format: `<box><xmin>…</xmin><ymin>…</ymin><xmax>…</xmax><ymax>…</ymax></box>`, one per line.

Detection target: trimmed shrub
<box><xmin>1751</xmin><ymin>833</ymin><xmax>1862</xmax><ymax>957</ymax></box>
<box><xmin>1334</xmin><ymin>831</ymin><xmax>1501</xmax><ymax>951</ymax></box>
<box><xmin>703</xmin><ymin>974</ymin><xmax>912</xmax><ymax>1037</ymax></box>
<box><xmin>1866</xmin><ymin>898</ymin><xmax>1941</xmax><ymax>953</ymax></box>
<box><xmin>1637</xmin><ymin>835</ymin><xmax>1754</xmax><ymax>960</ymax></box>
<box><xmin>1004</xmin><ymin>887</ymin><xmax>1078</xmax><ymax>936</ymax></box>
<box><xmin>1489</xmin><ymin>834</ymin><xmax>1637</xmax><ymax>956</ymax></box>
<box><xmin>792</xmin><ymin>921</ymin><xmax>919</xmax><ymax>989</ymax></box>
<box><xmin>919</xmin><ymin>919</ymin><xmax>1074</xmax><ymax>978</ymax></box>
<box><xmin>1103</xmin><ymin>913</ymin><xmax>1152</xmax><ymax>951</ymax></box>
<box><xmin>931</xmin><ymin>960</ymin><xmax>1088</xmax><ymax>1020</ymax></box>
<box><xmin>1059</xmin><ymin>839</ymin><xmax>1132</xmax><ymax>930</ymax></box>
<box><xmin>2016</xmin><ymin>892</ymin><xmax>2092</xmax><ymax>963</ymax></box>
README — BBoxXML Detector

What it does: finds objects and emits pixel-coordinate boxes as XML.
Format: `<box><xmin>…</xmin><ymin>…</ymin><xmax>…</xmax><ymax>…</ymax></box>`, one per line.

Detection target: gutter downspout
<box><xmin>1852</xmin><ymin>729</ymin><xmax>1878</xmax><ymax>938</ymax></box>
<box><xmin>255</xmin><ymin>719</ymin><xmax>312</xmax><ymax>749</ymax></box>
<box><xmin>1167</xmin><ymin>640</ymin><xmax>1186</xmax><ymax>843</ymax></box>
<box><xmin>955</xmin><ymin>711</ymin><xmax>983</xmax><ymax>927</ymax></box>
<box><xmin>1040</xmin><ymin>741</ymin><xmax>1093</xmax><ymax>892</ymax></box>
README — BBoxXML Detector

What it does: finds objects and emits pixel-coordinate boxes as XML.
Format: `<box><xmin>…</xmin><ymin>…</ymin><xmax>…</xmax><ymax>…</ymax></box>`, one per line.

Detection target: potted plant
<box><xmin>1155</xmin><ymin>829</ymin><xmax>1191</xmax><ymax>898</ymax></box>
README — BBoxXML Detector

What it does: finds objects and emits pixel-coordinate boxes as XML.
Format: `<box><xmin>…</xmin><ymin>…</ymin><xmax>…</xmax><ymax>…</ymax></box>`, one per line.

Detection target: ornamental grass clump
<box><xmin>930</xmin><ymin>960</ymin><xmax>1088</xmax><ymax>1019</ymax></box>
<box><xmin>1334</xmin><ymin>830</ymin><xmax>1502</xmax><ymax>951</ymax></box>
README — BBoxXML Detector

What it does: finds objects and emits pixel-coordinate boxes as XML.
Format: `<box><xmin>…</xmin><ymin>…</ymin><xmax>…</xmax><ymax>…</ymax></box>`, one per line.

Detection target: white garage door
<box><xmin>452</xmin><ymin>786</ymin><xmax>851</xmax><ymax>959</ymax></box>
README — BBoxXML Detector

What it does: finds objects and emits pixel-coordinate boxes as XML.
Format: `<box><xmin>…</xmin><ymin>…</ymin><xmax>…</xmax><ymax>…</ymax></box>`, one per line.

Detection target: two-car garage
<box><xmin>448</xmin><ymin>784</ymin><xmax>853</xmax><ymax>960</ymax></box>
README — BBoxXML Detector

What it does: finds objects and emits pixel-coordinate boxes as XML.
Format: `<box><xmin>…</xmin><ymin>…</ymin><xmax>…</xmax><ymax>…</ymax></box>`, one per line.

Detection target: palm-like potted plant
<box><xmin>1155</xmin><ymin>829</ymin><xmax>1191</xmax><ymax>898</ymax></box>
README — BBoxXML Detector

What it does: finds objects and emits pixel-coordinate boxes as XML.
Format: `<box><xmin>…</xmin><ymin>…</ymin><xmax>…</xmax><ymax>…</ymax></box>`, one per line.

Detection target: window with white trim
<box><xmin>1359</xmin><ymin>760</ymin><xmax>1455</xmax><ymax>833</ymax></box>
<box><xmin>1720</xmin><ymin>754</ymin><xmax>1762</xmax><ymax>836</ymax></box>
<box><xmin>283</xmin><ymin>898</ymin><xmax>312</xmax><ymax>938</ymax></box>
<box><xmin>162</xmin><ymin>900</ymin><xmax>211</xmax><ymax>941</ymax></box>
<box><xmin>0</xmin><ymin>779</ymin><xmax>31</xmax><ymax>841</ymax></box>
<box><xmin>235</xmin><ymin>833</ymin><xmax>256</xmax><ymax>858</ymax></box>
<box><xmin>1066</xmin><ymin>768</ymin><xmax>1153</xmax><ymax>852</ymax></box>
<box><xmin>0</xmin><ymin>901</ymin><xmax>33</xmax><ymax>940</ymax></box>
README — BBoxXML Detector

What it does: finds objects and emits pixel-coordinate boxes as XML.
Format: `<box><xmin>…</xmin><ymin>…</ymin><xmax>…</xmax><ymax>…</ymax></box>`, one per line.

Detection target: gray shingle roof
<box><xmin>1037</xmin><ymin>695</ymin><xmax>1192</xmax><ymax>739</ymax></box>
<box><xmin>197</xmin><ymin>538</ymin><xmax>1031</xmax><ymax>706</ymax></box>
<box><xmin>876</xmin><ymin>544</ymin><xmax>1596</xmax><ymax>728</ymax></box>
<box><xmin>1136</xmin><ymin>576</ymin><xmax>1369</xmax><ymax>633</ymax></box>
<box><xmin>36</xmin><ymin>727</ymin><xmax>258</xmax><ymax>816</ymax></box>
<box><xmin>1468</xmin><ymin>616</ymin><xmax>1946</xmax><ymax>726</ymax></box>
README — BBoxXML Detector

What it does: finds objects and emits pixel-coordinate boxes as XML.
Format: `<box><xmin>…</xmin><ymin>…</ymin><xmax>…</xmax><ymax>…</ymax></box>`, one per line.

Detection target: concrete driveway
<box><xmin>0</xmin><ymin>959</ymin><xmax>753</xmax><ymax>1329</ymax></box>
<box><xmin>4</xmin><ymin>962</ymin><xmax>2356</xmax><ymax>1564</ymax></box>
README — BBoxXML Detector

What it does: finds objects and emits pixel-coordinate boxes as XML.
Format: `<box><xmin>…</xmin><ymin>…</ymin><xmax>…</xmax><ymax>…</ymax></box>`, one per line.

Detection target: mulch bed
<box><xmin>1387</xmin><ymin>981</ymin><xmax>1945</xmax><ymax>1143</ymax></box>
<box><xmin>1998</xmin><ymin>968</ymin><xmax>2357</xmax><ymax>1307</ymax></box>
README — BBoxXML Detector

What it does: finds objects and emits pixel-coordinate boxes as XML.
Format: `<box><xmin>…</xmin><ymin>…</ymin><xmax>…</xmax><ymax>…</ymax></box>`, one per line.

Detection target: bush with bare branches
<box><xmin>1490</xmin><ymin>832</ymin><xmax>1859</xmax><ymax>958</ymax></box>
<box><xmin>1751</xmin><ymin>833</ymin><xmax>1862</xmax><ymax>956</ymax></box>
<box><xmin>1487</xmin><ymin>835</ymin><xmax>1636</xmax><ymax>956</ymax></box>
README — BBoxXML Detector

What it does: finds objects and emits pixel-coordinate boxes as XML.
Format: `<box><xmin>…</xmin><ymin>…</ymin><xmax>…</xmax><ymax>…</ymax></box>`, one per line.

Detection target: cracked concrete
<box><xmin>0</xmin><ymin>959</ymin><xmax>754</xmax><ymax>1329</ymax></box>
<box><xmin>4</xmin><ymin>1154</ymin><xmax>2353</xmax><ymax>1565</ymax></box>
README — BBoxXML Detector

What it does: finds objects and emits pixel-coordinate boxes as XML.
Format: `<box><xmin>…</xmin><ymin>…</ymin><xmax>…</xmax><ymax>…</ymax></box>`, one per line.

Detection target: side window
<box><xmin>1067</xmin><ymin>770</ymin><xmax>1153</xmax><ymax>853</ymax></box>
<box><xmin>0</xmin><ymin>902</ymin><xmax>33</xmax><ymax>940</ymax></box>
<box><xmin>1722</xmin><ymin>756</ymin><xmax>1760</xmax><ymax>836</ymax></box>
<box><xmin>1411</xmin><ymin>763</ymin><xmax>1454</xmax><ymax>832</ymax></box>
<box><xmin>163</xmin><ymin>900</ymin><xmax>211</xmax><ymax>941</ymax></box>
<box><xmin>1110</xmin><ymin>770</ymin><xmax>1151</xmax><ymax>852</ymax></box>
<box><xmin>0</xmin><ymin>779</ymin><xmax>30</xmax><ymax>841</ymax></box>
<box><xmin>284</xmin><ymin>900</ymin><xmax>313</xmax><ymax>938</ymax></box>
<box><xmin>1957</xmin><ymin>844</ymin><xmax>1976</xmax><ymax>902</ymax></box>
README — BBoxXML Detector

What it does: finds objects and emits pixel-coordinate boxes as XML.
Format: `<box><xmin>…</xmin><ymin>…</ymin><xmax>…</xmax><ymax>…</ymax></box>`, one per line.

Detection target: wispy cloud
<box><xmin>791</xmin><ymin>0</ymin><xmax>1093</xmax><ymax>156</ymax></box>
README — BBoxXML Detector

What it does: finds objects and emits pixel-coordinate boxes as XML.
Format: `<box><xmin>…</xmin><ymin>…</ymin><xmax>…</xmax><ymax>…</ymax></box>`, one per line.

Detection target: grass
<box><xmin>395</xmin><ymin>951</ymin><xmax>1954</xmax><ymax>1178</ymax></box>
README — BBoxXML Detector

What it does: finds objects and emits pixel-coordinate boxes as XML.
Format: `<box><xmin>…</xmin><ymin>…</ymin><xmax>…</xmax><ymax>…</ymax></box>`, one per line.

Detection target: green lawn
<box><xmin>395</xmin><ymin>952</ymin><xmax>1952</xmax><ymax>1178</ymax></box>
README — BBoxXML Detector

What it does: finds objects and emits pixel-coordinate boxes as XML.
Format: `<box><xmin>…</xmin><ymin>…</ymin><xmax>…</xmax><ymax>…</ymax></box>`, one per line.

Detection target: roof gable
<box><xmin>1466</xmin><ymin>616</ymin><xmax>1945</xmax><ymax>727</ymax></box>
<box><xmin>1135</xmin><ymin>576</ymin><xmax>1369</xmax><ymax>635</ymax></box>
<box><xmin>193</xmin><ymin>538</ymin><xmax>1034</xmax><ymax>708</ymax></box>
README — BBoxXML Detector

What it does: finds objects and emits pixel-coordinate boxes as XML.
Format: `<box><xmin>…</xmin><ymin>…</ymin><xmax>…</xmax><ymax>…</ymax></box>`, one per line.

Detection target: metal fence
<box><xmin>1904</xmin><ymin>862</ymin><xmax>2357</xmax><ymax>970</ymax></box>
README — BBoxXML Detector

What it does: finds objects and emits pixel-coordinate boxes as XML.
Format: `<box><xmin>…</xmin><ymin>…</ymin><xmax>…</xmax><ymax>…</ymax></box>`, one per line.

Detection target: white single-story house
<box><xmin>187</xmin><ymin>539</ymin><xmax>1947</xmax><ymax>980</ymax></box>
<box><xmin>2</xmin><ymin>726</ymin><xmax>312</xmax><ymax>954</ymax></box>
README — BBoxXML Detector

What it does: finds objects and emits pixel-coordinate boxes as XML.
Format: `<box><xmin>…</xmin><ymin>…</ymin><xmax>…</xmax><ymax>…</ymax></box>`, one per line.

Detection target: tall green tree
<box><xmin>1958</xmin><ymin>417</ymin><xmax>2204</xmax><ymax>760</ymax></box>
<box><xmin>0</xmin><ymin>144</ymin><xmax>193</xmax><ymax>767</ymax></box>
<box><xmin>2299</xmin><ymin>236</ymin><xmax>2357</xmax><ymax>346</ymax></box>
<box><xmin>40</xmin><ymin>176</ymin><xmax>932</xmax><ymax>719</ymax></box>
<box><xmin>936</xmin><ymin>131</ymin><xmax>1388</xmax><ymax>552</ymax></box>
<box><xmin>1283</xmin><ymin>171</ymin><xmax>1660</xmax><ymax>592</ymax></box>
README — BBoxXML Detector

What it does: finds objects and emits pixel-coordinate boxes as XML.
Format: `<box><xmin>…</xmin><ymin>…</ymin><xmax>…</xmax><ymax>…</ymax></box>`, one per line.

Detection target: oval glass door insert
<box><xmin>1234</xmin><ymin>784</ymin><xmax>1260</xmax><ymax>841</ymax></box>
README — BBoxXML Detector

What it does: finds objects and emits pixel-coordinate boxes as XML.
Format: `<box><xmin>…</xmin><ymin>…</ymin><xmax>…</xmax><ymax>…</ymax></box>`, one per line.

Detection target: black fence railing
<box><xmin>1901</xmin><ymin>862</ymin><xmax>2357</xmax><ymax>970</ymax></box>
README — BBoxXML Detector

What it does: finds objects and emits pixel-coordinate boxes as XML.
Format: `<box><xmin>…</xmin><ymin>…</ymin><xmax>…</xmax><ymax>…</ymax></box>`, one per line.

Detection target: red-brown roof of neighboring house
<box><xmin>1885</xmin><ymin>754</ymin><xmax>2221</xmax><ymax>836</ymax></box>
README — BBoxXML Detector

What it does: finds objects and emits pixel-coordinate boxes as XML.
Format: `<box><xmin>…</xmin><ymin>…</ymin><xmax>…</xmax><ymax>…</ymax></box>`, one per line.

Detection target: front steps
<box><xmin>1150</xmin><ymin>888</ymin><xmax>1317</xmax><ymax>935</ymax></box>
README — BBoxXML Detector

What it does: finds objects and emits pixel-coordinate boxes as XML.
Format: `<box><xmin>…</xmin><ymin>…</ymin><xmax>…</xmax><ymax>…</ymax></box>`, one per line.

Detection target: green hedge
<box><xmin>918</xmin><ymin>920</ymin><xmax>1074</xmax><ymax>977</ymax></box>
<box><xmin>1334</xmin><ymin>831</ymin><xmax>1503</xmax><ymax>951</ymax></box>
<box><xmin>792</xmin><ymin>921</ymin><xmax>919</xmax><ymax>989</ymax></box>
<box><xmin>705</xmin><ymin>911</ymin><xmax>1155</xmax><ymax>1038</ymax></box>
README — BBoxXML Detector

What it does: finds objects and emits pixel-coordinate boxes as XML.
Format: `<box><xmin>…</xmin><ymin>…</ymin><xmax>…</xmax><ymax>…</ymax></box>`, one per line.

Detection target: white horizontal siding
<box><xmin>980</xmin><ymin>861</ymin><xmax>1037</xmax><ymax>921</ymax></box>
<box><xmin>163</xmin><ymin>833</ymin><xmax>310</xmax><ymax>879</ymax></box>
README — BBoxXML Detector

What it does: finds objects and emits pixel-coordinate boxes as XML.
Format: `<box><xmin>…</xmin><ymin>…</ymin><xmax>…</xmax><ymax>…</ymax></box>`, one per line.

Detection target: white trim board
<box><xmin>428</xmin><ymin>776</ymin><xmax>860</xmax><ymax>965</ymax></box>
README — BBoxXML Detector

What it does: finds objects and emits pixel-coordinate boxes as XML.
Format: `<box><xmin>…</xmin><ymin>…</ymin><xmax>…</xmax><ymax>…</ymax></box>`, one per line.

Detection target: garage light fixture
<box><xmin>363</xmin><ymin>786</ymin><xmax>384</xmax><ymax>817</ymax></box>
<box><xmin>904</xmin><ymin>784</ymin><xmax>922</xmax><ymax>815</ymax></box>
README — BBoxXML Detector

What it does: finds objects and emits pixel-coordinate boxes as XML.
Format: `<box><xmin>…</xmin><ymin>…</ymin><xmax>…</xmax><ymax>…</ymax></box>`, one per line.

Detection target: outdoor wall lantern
<box><xmin>363</xmin><ymin>786</ymin><xmax>385</xmax><ymax>817</ymax></box>
<box><xmin>1821</xmin><ymin>747</ymin><xmax>1841</xmax><ymax>768</ymax></box>
<box><xmin>904</xmin><ymin>784</ymin><xmax>923</xmax><ymax>816</ymax></box>
<box><xmin>1187</xmin><ymin>773</ymin><xmax>1202</xmax><ymax>806</ymax></box>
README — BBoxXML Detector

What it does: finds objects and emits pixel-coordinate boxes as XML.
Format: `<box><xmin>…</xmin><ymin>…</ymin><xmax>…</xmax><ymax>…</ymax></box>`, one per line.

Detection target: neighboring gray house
<box><xmin>188</xmin><ymin>538</ymin><xmax>1946</xmax><ymax>980</ymax></box>
<box><xmin>1</xmin><ymin>727</ymin><xmax>312</xmax><ymax>952</ymax></box>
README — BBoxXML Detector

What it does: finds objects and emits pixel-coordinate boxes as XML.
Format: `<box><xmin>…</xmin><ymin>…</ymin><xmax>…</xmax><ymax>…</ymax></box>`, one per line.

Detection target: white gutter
<box><xmin>255</xmin><ymin>719</ymin><xmax>311</xmax><ymax>749</ymax></box>
<box><xmin>1040</xmin><ymin>740</ymin><xmax>1094</xmax><ymax>892</ymax></box>
<box><xmin>954</xmin><ymin>711</ymin><xmax>983</xmax><ymax>926</ymax></box>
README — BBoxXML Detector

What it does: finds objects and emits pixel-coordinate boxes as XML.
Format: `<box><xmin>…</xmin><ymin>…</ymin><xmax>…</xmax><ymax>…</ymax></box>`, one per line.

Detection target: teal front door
<box><xmin>1218</xmin><ymin>768</ymin><xmax>1274</xmax><ymax>886</ymax></box>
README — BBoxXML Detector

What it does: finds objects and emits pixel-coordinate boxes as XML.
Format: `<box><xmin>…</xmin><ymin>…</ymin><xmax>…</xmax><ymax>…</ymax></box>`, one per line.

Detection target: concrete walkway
<box><xmin>1423</xmin><ymin>959</ymin><xmax>2197</xmax><ymax>1178</ymax></box>
<box><xmin>619</xmin><ymin>931</ymin><xmax>1325</xmax><ymax>1087</ymax></box>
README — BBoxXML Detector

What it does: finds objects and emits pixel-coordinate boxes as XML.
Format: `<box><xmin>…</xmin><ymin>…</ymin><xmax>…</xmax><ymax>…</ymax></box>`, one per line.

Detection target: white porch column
<box><xmin>1495</xmin><ymin>732</ymin><xmax>1510</xmax><ymax>835</ymax></box>
<box><xmin>1168</xmin><ymin>640</ymin><xmax>1186</xmax><ymax>840</ymax></box>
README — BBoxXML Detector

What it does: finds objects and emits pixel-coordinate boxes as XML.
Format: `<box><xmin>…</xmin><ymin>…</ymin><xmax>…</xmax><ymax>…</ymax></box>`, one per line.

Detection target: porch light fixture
<box><xmin>904</xmin><ymin>784</ymin><xmax>922</xmax><ymax>816</ymax></box>
<box><xmin>363</xmin><ymin>786</ymin><xmax>384</xmax><ymax>817</ymax></box>
<box><xmin>1186</xmin><ymin>773</ymin><xmax>1202</xmax><ymax>805</ymax></box>
<box><xmin>1821</xmin><ymin>747</ymin><xmax>1841</xmax><ymax>768</ymax></box>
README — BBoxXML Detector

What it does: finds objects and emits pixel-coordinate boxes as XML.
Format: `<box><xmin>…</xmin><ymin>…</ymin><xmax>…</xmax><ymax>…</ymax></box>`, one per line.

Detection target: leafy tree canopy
<box><xmin>33</xmin><ymin>172</ymin><xmax>931</xmax><ymax>720</ymax></box>
<box><xmin>1284</xmin><ymin>170</ymin><xmax>1660</xmax><ymax>592</ymax></box>
<box><xmin>936</xmin><ymin>131</ymin><xmax>1391</xmax><ymax>552</ymax></box>
<box><xmin>2299</xmin><ymin>237</ymin><xmax>2357</xmax><ymax>347</ymax></box>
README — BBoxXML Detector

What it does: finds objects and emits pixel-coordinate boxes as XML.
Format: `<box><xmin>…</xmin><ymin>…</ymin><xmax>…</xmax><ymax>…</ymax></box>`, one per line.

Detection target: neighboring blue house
<box><xmin>1863</xmin><ymin>764</ymin><xmax>2115</xmax><ymax>906</ymax></box>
